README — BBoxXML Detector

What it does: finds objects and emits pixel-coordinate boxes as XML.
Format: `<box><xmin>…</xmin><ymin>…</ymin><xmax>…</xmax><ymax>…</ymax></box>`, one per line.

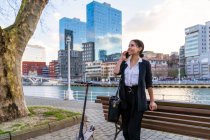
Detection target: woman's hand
<box><xmin>114</xmin><ymin>51</ymin><xmax>128</xmax><ymax>75</ymax></box>
<box><xmin>149</xmin><ymin>101</ymin><xmax>157</xmax><ymax>111</ymax></box>
<box><xmin>120</xmin><ymin>51</ymin><xmax>128</xmax><ymax>61</ymax></box>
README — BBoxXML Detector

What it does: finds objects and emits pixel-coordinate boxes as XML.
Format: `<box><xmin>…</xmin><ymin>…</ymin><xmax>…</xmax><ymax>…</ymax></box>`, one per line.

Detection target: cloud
<box><xmin>96</xmin><ymin>34</ymin><xmax>122</xmax><ymax>53</ymax></box>
<box><xmin>51</xmin><ymin>32</ymin><xmax>59</xmax><ymax>44</ymax></box>
<box><xmin>124</xmin><ymin>0</ymin><xmax>210</xmax><ymax>33</ymax></box>
<box><xmin>124</xmin><ymin>1</ymin><xmax>169</xmax><ymax>32</ymax></box>
<box><xmin>28</xmin><ymin>31</ymin><xmax>59</xmax><ymax>63</ymax></box>
<box><xmin>53</xmin><ymin>12</ymin><xmax>61</xmax><ymax>21</ymax></box>
<box><xmin>28</xmin><ymin>38</ymin><xmax>46</xmax><ymax>47</ymax></box>
<box><xmin>122</xmin><ymin>0</ymin><xmax>210</xmax><ymax>54</ymax></box>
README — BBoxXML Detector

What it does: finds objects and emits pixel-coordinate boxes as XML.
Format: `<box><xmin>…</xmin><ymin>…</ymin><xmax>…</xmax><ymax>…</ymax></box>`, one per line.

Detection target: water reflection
<box><xmin>150</xmin><ymin>88</ymin><xmax>210</xmax><ymax>104</ymax></box>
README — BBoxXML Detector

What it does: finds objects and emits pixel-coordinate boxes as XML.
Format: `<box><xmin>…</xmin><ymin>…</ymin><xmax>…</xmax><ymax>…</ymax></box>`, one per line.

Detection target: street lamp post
<box><xmin>85</xmin><ymin>72</ymin><xmax>87</xmax><ymax>82</ymax></box>
<box><xmin>178</xmin><ymin>67</ymin><xmax>181</xmax><ymax>84</ymax></box>
<box><xmin>108</xmin><ymin>71</ymin><xmax>111</xmax><ymax>84</ymax></box>
<box><xmin>178</xmin><ymin>56</ymin><xmax>181</xmax><ymax>84</ymax></box>
<box><xmin>65</xmin><ymin>35</ymin><xmax>74</xmax><ymax>100</ymax></box>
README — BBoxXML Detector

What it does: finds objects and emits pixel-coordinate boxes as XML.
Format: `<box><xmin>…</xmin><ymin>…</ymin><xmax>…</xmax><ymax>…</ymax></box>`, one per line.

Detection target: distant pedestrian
<box><xmin>114</xmin><ymin>39</ymin><xmax>157</xmax><ymax>140</ymax></box>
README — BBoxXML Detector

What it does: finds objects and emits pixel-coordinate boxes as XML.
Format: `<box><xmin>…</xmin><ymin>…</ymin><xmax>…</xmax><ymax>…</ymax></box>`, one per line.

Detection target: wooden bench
<box><xmin>96</xmin><ymin>96</ymin><xmax>210</xmax><ymax>139</ymax></box>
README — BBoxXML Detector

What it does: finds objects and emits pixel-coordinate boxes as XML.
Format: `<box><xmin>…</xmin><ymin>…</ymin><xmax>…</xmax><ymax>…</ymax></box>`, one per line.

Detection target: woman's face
<box><xmin>127</xmin><ymin>41</ymin><xmax>142</xmax><ymax>56</ymax></box>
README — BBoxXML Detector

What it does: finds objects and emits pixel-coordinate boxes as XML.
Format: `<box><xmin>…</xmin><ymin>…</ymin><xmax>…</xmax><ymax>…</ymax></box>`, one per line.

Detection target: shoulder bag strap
<box><xmin>115</xmin><ymin>78</ymin><xmax>122</xmax><ymax>97</ymax></box>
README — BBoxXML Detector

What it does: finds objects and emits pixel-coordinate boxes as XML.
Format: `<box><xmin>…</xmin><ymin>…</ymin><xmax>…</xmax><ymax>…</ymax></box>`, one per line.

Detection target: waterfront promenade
<box><xmin>70</xmin><ymin>80</ymin><xmax>210</xmax><ymax>88</ymax></box>
<box><xmin>25</xmin><ymin>96</ymin><xmax>204</xmax><ymax>140</ymax></box>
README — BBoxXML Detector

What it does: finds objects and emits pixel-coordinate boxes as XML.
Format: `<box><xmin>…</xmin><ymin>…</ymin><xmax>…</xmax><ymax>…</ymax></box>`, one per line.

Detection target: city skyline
<box><xmin>1</xmin><ymin>0</ymin><xmax>210</xmax><ymax>63</ymax></box>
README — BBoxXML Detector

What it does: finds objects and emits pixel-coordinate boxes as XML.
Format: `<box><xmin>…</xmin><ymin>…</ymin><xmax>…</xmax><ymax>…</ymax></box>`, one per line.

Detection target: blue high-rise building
<box><xmin>99</xmin><ymin>50</ymin><xmax>107</xmax><ymax>61</ymax></box>
<box><xmin>86</xmin><ymin>1</ymin><xmax>122</xmax><ymax>61</ymax></box>
<box><xmin>59</xmin><ymin>17</ymin><xmax>86</xmax><ymax>50</ymax></box>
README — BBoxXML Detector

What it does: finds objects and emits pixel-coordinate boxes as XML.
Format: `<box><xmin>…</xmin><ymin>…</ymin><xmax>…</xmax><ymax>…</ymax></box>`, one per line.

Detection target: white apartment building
<box><xmin>22</xmin><ymin>45</ymin><xmax>46</xmax><ymax>62</ymax></box>
<box><xmin>148</xmin><ymin>59</ymin><xmax>168</xmax><ymax>79</ymax></box>
<box><xmin>101</xmin><ymin>61</ymin><xmax>119</xmax><ymax>82</ymax></box>
<box><xmin>185</xmin><ymin>21</ymin><xmax>210</xmax><ymax>78</ymax></box>
<box><xmin>85</xmin><ymin>61</ymin><xmax>120</xmax><ymax>82</ymax></box>
<box><xmin>85</xmin><ymin>61</ymin><xmax>102</xmax><ymax>81</ymax></box>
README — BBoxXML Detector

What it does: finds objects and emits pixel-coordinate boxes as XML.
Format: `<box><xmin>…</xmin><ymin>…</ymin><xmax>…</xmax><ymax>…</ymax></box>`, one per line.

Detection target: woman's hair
<box><xmin>131</xmin><ymin>39</ymin><xmax>144</xmax><ymax>58</ymax></box>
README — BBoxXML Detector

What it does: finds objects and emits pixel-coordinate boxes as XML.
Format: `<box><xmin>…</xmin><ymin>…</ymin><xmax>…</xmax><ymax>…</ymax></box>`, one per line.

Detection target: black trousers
<box><xmin>121</xmin><ymin>86</ymin><xmax>144</xmax><ymax>140</ymax></box>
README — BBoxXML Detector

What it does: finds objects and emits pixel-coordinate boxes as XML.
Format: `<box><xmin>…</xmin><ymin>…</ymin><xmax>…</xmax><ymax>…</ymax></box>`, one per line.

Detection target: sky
<box><xmin>1</xmin><ymin>0</ymin><xmax>210</xmax><ymax>63</ymax></box>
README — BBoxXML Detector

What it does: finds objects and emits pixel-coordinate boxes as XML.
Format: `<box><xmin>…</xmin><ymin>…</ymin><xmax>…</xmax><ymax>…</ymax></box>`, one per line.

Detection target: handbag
<box><xmin>108</xmin><ymin>80</ymin><xmax>121</xmax><ymax>123</ymax></box>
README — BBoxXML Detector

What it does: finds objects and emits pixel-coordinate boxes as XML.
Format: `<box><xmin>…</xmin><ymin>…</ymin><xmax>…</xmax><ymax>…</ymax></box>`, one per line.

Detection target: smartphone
<box><xmin>125</xmin><ymin>52</ymin><xmax>130</xmax><ymax>58</ymax></box>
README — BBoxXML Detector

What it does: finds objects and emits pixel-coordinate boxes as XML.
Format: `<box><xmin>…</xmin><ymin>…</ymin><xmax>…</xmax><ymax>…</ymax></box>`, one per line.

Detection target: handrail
<box><xmin>24</xmin><ymin>89</ymin><xmax>210</xmax><ymax>104</ymax></box>
<box><xmin>153</xmin><ymin>80</ymin><xmax>210</xmax><ymax>85</ymax></box>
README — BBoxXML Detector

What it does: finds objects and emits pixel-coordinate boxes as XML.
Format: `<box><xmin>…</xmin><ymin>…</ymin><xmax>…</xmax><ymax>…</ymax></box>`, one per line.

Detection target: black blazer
<box><xmin>118</xmin><ymin>59</ymin><xmax>153</xmax><ymax>112</ymax></box>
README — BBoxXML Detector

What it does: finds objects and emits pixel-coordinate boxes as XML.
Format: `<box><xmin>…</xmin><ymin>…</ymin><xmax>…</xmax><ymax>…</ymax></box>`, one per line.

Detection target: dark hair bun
<box><xmin>140</xmin><ymin>53</ymin><xmax>144</xmax><ymax>58</ymax></box>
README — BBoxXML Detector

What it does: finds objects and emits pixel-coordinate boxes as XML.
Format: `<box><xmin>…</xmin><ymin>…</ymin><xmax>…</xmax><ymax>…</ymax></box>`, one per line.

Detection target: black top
<box><xmin>118</xmin><ymin>59</ymin><xmax>153</xmax><ymax>112</ymax></box>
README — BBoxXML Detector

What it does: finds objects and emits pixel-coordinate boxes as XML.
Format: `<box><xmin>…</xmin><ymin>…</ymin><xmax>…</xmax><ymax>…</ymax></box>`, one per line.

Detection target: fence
<box><xmin>153</xmin><ymin>80</ymin><xmax>210</xmax><ymax>85</ymax></box>
<box><xmin>24</xmin><ymin>88</ymin><xmax>210</xmax><ymax>105</ymax></box>
<box><xmin>65</xmin><ymin>90</ymin><xmax>210</xmax><ymax>105</ymax></box>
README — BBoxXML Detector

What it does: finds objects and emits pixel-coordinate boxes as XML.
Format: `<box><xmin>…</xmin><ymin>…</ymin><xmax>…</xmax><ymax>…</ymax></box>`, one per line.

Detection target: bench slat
<box><xmin>155</xmin><ymin>100</ymin><xmax>210</xmax><ymax>110</ymax></box>
<box><xmin>157</xmin><ymin>105</ymin><xmax>210</xmax><ymax>116</ymax></box>
<box><xmin>145</xmin><ymin>111</ymin><xmax>210</xmax><ymax>122</ymax></box>
<box><xmin>143</xmin><ymin>114</ymin><xmax>210</xmax><ymax>128</ymax></box>
<box><xmin>101</xmin><ymin>100</ymin><xmax>109</xmax><ymax>105</ymax></box>
<box><xmin>142</xmin><ymin>119</ymin><xmax>210</xmax><ymax>134</ymax></box>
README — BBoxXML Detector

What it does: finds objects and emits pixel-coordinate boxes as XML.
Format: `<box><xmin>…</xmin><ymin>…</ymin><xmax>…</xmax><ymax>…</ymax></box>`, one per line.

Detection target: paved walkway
<box><xmin>25</xmin><ymin>96</ymin><xmax>204</xmax><ymax>140</ymax></box>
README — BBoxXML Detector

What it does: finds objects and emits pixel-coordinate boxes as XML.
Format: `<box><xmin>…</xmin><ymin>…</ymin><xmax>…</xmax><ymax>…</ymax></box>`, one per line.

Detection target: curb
<box><xmin>0</xmin><ymin>115</ymin><xmax>83</xmax><ymax>140</ymax></box>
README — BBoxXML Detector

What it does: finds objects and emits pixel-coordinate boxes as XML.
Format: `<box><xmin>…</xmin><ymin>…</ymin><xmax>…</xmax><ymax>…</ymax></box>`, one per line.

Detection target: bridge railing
<box><xmin>153</xmin><ymin>80</ymin><xmax>210</xmax><ymax>85</ymax></box>
<box><xmin>69</xmin><ymin>90</ymin><xmax>210</xmax><ymax>105</ymax></box>
<box><xmin>24</xmin><ymin>89</ymin><xmax>210</xmax><ymax>105</ymax></box>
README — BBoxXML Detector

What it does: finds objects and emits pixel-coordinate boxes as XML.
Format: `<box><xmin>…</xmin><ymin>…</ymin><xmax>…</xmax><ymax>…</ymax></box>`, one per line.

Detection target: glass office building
<box><xmin>59</xmin><ymin>17</ymin><xmax>86</xmax><ymax>51</ymax></box>
<box><xmin>86</xmin><ymin>1</ymin><xmax>122</xmax><ymax>61</ymax></box>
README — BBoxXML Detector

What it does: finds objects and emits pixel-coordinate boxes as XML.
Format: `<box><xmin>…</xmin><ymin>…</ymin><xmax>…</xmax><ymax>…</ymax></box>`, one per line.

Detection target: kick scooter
<box><xmin>77</xmin><ymin>82</ymin><xmax>95</xmax><ymax>140</ymax></box>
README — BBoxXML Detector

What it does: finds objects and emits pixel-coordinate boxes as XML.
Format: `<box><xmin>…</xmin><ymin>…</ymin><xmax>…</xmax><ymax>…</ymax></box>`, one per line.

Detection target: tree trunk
<box><xmin>0</xmin><ymin>0</ymin><xmax>48</xmax><ymax>122</ymax></box>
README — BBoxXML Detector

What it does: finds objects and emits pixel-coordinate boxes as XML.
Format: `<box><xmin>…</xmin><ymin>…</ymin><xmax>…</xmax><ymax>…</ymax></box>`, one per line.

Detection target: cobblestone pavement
<box><xmin>26</xmin><ymin>96</ymin><xmax>204</xmax><ymax>140</ymax></box>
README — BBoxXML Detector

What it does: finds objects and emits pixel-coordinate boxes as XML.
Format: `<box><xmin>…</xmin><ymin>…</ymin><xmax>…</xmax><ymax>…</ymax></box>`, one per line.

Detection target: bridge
<box><xmin>22</xmin><ymin>75</ymin><xmax>63</xmax><ymax>86</ymax></box>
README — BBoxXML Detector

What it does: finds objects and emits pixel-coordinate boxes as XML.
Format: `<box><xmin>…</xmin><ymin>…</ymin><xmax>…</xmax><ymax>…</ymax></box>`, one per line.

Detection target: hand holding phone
<box><xmin>125</xmin><ymin>52</ymin><xmax>130</xmax><ymax>58</ymax></box>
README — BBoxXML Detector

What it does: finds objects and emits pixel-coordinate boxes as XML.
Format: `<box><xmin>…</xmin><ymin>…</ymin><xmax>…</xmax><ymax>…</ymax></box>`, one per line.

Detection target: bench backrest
<box><xmin>96</xmin><ymin>96</ymin><xmax>210</xmax><ymax>139</ymax></box>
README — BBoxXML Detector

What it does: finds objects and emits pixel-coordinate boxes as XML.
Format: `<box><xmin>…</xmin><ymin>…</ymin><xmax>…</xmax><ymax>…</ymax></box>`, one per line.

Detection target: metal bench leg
<box><xmin>114</xmin><ymin>122</ymin><xmax>122</xmax><ymax>140</ymax></box>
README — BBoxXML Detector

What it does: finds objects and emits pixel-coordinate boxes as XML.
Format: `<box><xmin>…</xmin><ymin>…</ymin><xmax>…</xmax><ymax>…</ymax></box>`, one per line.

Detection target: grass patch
<box><xmin>0</xmin><ymin>129</ymin><xmax>10</xmax><ymax>135</ymax></box>
<box><xmin>0</xmin><ymin>106</ymin><xmax>80</xmax><ymax>135</ymax></box>
<box><xmin>28</xmin><ymin>107</ymin><xmax>36</xmax><ymax>115</ymax></box>
<box><xmin>29</xmin><ymin>106</ymin><xmax>80</xmax><ymax>121</ymax></box>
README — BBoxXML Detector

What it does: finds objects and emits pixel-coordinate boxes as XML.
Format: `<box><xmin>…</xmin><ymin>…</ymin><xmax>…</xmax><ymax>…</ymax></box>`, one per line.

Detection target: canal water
<box><xmin>23</xmin><ymin>86</ymin><xmax>210</xmax><ymax>104</ymax></box>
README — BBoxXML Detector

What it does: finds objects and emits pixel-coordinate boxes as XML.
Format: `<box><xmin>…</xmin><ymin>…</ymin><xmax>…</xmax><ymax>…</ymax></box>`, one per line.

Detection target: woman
<box><xmin>114</xmin><ymin>39</ymin><xmax>157</xmax><ymax>140</ymax></box>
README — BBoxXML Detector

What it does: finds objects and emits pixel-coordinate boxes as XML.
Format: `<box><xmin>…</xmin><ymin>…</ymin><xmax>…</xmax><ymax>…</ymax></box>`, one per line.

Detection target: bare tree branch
<box><xmin>0</xmin><ymin>0</ymin><xmax>58</xmax><ymax>34</ymax></box>
<box><xmin>7</xmin><ymin>0</ymin><xmax>17</xmax><ymax>16</ymax></box>
<box><xmin>38</xmin><ymin>0</ymin><xmax>55</xmax><ymax>33</ymax></box>
<box><xmin>7</xmin><ymin>0</ymin><xmax>20</xmax><ymax>16</ymax></box>
<box><xmin>0</xmin><ymin>0</ymin><xmax>21</xmax><ymax>25</ymax></box>
<box><xmin>4</xmin><ymin>0</ymin><xmax>49</xmax><ymax>53</ymax></box>
<box><xmin>0</xmin><ymin>1</ymin><xmax>9</xmax><ymax>16</ymax></box>
<box><xmin>0</xmin><ymin>7</ymin><xmax>5</xmax><ymax>15</ymax></box>
<box><xmin>39</xmin><ymin>17</ymin><xmax>49</xmax><ymax>33</ymax></box>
